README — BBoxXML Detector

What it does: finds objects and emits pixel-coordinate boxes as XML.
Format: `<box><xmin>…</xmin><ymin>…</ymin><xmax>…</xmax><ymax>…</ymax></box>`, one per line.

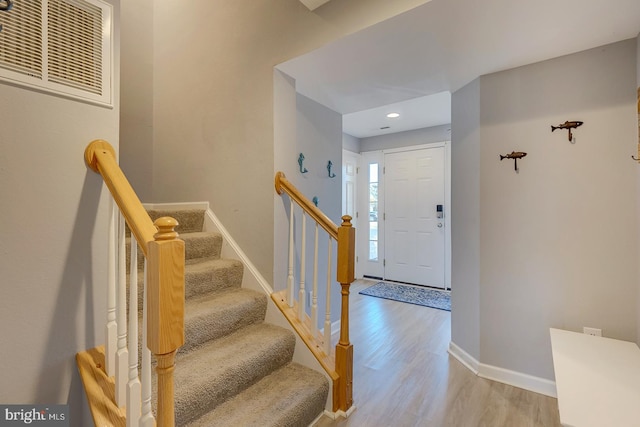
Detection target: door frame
<box><xmin>358</xmin><ymin>141</ymin><xmax>451</xmax><ymax>289</ymax></box>
<box><xmin>342</xmin><ymin>149</ymin><xmax>362</xmax><ymax>278</ymax></box>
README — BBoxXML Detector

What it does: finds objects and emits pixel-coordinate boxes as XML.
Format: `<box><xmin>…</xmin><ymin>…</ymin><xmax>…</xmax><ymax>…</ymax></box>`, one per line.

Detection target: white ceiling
<box><xmin>342</xmin><ymin>91</ymin><xmax>451</xmax><ymax>138</ymax></box>
<box><xmin>277</xmin><ymin>0</ymin><xmax>640</xmax><ymax>138</ymax></box>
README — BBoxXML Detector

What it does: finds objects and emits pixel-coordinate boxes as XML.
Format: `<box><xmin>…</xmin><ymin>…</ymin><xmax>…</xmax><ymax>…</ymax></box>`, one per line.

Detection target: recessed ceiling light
<box><xmin>386</xmin><ymin>112</ymin><xmax>400</xmax><ymax>118</ymax></box>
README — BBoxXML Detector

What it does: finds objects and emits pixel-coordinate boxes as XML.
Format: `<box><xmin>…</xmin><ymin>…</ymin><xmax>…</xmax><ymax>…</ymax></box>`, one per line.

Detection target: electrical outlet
<box><xmin>583</xmin><ymin>327</ymin><xmax>602</xmax><ymax>337</ymax></box>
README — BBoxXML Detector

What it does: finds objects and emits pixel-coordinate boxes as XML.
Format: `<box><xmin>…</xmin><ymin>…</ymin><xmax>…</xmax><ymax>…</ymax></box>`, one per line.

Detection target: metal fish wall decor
<box><xmin>551</xmin><ymin>120</ymin><xmax>583</xmax><ymax>142</ymax></box>
<box><xmin>500</xmin><ymin>151</ymin><xmax>527</xmax><ymax>172</ymax></box>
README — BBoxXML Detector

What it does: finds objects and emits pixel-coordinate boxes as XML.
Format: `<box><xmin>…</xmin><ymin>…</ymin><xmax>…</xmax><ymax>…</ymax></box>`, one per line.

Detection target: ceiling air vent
<box><xmin>0</xmin><ymin>0</ymin><xmax>113</xmax><ymax>106</ymax></box>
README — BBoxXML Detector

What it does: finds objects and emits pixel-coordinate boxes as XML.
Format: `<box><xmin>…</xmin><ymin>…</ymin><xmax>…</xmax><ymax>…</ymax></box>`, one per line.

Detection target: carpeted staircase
<box><xmin>130</xmin><ymin>208</ymin><xmax>329</xmax><ymax>426</ymax></box>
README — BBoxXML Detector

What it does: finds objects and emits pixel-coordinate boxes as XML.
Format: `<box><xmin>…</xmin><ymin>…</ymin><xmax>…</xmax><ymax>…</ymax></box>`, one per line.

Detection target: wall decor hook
<box><xmin>632</xmin><ymin>143</ymin><xmax>640</xmax><ymax>162</ymax></box>
<box><xmin>327</xmin><ymin>160</ymin><xmax>336</xmax><ymax>178</ymax></box>
<box><xmin>298</xmin><ymin>153</ymin><xmax>308</xmax><ymax>174</ymax></box>
<box><xmin>500</xmin><ymin>151</ymin><xmax>527</xmax><ymax>172</ymax></box>
<box><xmin>551</xmin><ymin>120</ymin><xmax>583</xmax><ymax>142</ymax></box>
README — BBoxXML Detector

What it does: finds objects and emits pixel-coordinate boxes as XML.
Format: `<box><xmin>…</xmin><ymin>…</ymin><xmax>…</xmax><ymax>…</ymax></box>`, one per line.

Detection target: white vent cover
<box><xmin>0</xmin><ymin>0</ymin><xmax>112</xmax><ymax>106</ymax></box>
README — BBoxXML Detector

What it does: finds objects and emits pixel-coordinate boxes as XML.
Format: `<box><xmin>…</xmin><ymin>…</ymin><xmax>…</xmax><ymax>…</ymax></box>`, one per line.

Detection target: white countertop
<box><xmin>550</xmin><ymin>328</ymin><xmax>640</xmax><ymax>427</ymax></box>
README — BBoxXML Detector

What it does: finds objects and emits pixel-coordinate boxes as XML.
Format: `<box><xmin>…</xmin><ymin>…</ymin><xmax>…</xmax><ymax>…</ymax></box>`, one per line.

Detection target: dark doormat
<box><xmin>359</xmin><ymin>281</ymin><xmax>451</xmax><ymax>311</ymax></box>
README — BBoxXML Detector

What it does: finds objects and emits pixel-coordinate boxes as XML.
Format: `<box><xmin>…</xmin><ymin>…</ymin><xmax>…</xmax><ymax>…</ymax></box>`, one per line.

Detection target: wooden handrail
<box><xmin>275</xmin><ymin>171</ymin><xmax>338</xmax><ymax>239</ymax></box>
<box><xmin>85</xmin><ymin>140</ymin><xmax>157</xmax><ymax>256</ymax></box>
<box><xmin>274</xmin><ymin>171</ymin><xmax>355</xmax><ymax>415</ymax></box>
<box><xmin>85</xmin><ymin>140</ymin><xmax>184</xmax><ymax>427</ymax></box>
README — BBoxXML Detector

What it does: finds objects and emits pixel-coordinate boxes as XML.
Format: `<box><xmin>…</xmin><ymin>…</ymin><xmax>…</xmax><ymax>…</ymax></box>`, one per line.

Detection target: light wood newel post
<box><xmin>335</xmin><ymin>215</ymin><xmax>355</xmax><ymax>413</ymax></box>
<box><xmin>147</xmin><ymin>217</ymin><xmax>185</xmax><ymax>427</ymax></box>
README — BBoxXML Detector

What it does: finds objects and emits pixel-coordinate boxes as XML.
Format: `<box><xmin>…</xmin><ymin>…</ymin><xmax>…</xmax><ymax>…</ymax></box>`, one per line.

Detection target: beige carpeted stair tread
<box><xmin>185</xmin><ymin>362</ymin><xmax>330</xmax><ymax>427</ymax></box>
<box><xmin>135</xmin><ymin>289</ymin><xmax>268</xmax><ymax>369</ymax></box>
<box><xmin>167</xmin><ymin>323</ymin><xmax>297</xmax><ymax>426</ymax></box>
<box><xmin>146</xmin><ymin>209</ymin><xmax>205</xmax><ymax>234</ymax></box>
<box><xmin>126</xmin><ymin>231</ymin><xmax>222</xmax><ymax>273</ymax></box>
<box><xmin>181</xmin><ymin>288</ymin><xmax>267</xmax><ymax>354</ymax></box>
<box><xmin>180</xmin><ymin>231</ymin><xmax>222</xmax><ymax>261</ymax></box>
<box><xmin>129</xmin><ymin>257</ymin><xmax>244</xmax><ymax>312</ymax></box>
<box><xmin>184</xmin><ymin>257</ymin><xmax>244</xmax><ymax>299</ymax></box>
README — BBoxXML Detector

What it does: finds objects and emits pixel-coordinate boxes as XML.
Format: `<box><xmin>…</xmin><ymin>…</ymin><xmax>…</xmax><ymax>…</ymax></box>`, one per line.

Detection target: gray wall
<box><xmin>451</xmin><ymin>39</ymin><xmax>638</xmax><ymax>380</ymax></box>
<box><xmin>342</xmin><ymin>133</ymin><xmax>361</xmax><ymax>153</ymax></box>
<box><xmin>360</xmin><ymin>125</ymin><xmax>451</xmax><ymax>152</ymax></box>
<box><xmin>125</xmin><ymin>0</ymin><xmax>429</xmax><ymax>284</ymax></box>
<box><xmin>273</xmin><ymin>84</ymin><xmax>343</xmax><ymax>326</ymax></box>
<box><xmin>120</xmin><ymin>0</ymin><xmax>154</xmax><ymax>200</ymax></box>
<box><xmin>0</xmin><ymin>1</ymin><xmax>120</xmax><ymax>424</ymax></box>
<box><xmin>451</xmin><ymin>78</ymin><xmax>481</xmax><ymax>361</ymax></box>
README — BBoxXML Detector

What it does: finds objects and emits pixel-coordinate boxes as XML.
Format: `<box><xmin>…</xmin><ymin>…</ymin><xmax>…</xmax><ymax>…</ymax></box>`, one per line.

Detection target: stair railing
<box><xmin>274</xmin><ymin>171</ymin><xmax>354</xmax><ymax>414</ymax></box>
<box><xmin>82</xmin><ymin>140</ymin><xmax>185</xmax><ymax>427</ymax></box>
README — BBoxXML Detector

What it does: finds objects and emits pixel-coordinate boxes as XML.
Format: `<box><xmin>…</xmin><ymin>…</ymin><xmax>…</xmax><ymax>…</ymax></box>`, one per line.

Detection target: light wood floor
<box><xmin>314</xmin><ymin>280</ymin><xmax>560</xmax><ymax>427</ymax></box>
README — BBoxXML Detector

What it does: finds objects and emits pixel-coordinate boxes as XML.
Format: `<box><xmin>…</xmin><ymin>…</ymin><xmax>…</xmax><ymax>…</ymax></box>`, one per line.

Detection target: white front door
<box><xmin>384</xmin><ymin>147</ymin><xmax>445</xmax><ymax>288</ymax></box>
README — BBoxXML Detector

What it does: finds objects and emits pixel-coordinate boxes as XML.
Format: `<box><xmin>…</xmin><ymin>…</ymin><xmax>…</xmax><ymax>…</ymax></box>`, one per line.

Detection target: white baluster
<box><xmin>126</xmin><ymin>237</ymin><xmax>141</xmax><ymax>427</ymax></box>
<box><xmin>298</xmin><ymin>212</ymin><xmax>307</xmax><ymax>319</ymax></box>
<box><xmin>311</xmin><ymin>223</ymin><xmax>319</xmax><ymax>337</ymax></box>
<box><xmin>287</xmin><ymin>199</ymin><xmax>295</xmax><ymax>307</ymax></box>
<box><xmin>115</xmin><ymin>214</ymin><xmax>129</xmax><ymax>406</ymax></box>
<box><xmin>139</xmin><ymin>260</ymin><xmax>155</xmax><ymax>427</ymax></box>
<box><xmin>106</xmin><ymin>201</ymin><xmax>117</xmax><ymax>376</ymax></box>
<box><xmin>324</xmin><ymin>238</ymin><xmax>333</xmax><ymax>355</ymax></box>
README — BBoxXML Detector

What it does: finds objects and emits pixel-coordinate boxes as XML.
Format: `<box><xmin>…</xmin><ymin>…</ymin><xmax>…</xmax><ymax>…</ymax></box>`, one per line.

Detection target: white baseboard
<box><xmin>320</xmin><ymin>404</ymin><xmax>356</xmax><ymax>422</ymax></box>
<box><xmin>203</xmin><ymin>209</ymin><xmax>274</xmax><ymax>296</ymax></box>
<box><xmin>448</xmin><ymin>341</ymin><xmax>557</xmax><ymax>398</ymax></box>
<box><xmin>448</xmin><ymin>341</ymin><xmax>479</xmax><ymax>374</ymax></box>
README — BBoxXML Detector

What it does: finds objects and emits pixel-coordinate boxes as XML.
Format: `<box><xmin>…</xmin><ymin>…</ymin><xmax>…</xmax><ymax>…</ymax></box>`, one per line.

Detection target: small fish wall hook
<box><xmin>312</xmin><ymin>196</ymin><xmax>319</xmax><ymax>207</ymax></box>
<box><xmin>500</xmin><ymin>151</ymin><xmax>527</xmax><ymax>172</ymax></box>
<box><xmin>551</xmin><ymin>120</ymin><xmax>583</xmax><ymax>142</ymax></box>
<box><xmin>298</xmin><ymin>153</ymin><xmax>308</xmax><ymax>174</ymax></box>
<box><xmin>327</xmin><ymin>160</ymin><xmax>336</xmax><ymax>178</ymax></box>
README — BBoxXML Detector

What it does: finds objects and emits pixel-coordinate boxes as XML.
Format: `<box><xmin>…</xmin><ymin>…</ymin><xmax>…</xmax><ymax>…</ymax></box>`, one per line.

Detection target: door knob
<box><xmin>437</xmin><ymin>223</ymin><xmax>443</xmax><ymax>228</ymax></box>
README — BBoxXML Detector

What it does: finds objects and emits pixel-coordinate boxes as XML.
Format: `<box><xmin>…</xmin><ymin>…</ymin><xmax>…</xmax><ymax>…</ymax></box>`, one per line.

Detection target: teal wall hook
<box><xmin>298</xmin><ymin>153</ymin><xmax>308</xmax><ymax>173</ymax></box>
<box><xmin>312</xmin><ymin>196</ymin><xmax>319</xmax><ymax>207</ymax></box>
<box><xmin>327</xmin><ymin>160</ymin><xmax>336</xmax><ymax>178</ymax></box>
